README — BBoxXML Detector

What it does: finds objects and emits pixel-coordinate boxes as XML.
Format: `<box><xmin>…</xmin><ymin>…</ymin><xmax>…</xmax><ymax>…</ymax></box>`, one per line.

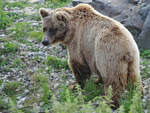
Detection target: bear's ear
<box><xmin>56</xmin><ymin>12</ymin><xmax>68</xmax><ymax>22</ymax></box>
<box><xmin>39</xmin><ymin>8</ymin><xmax>49</xmax><ymax>18</ymax></box>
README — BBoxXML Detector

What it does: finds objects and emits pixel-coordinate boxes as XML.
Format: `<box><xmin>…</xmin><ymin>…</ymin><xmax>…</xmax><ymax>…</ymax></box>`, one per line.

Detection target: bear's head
<box><xmin>39</xmin><ymin>8</ymin><xmax>72</xmax><ymax>46</ymax></box>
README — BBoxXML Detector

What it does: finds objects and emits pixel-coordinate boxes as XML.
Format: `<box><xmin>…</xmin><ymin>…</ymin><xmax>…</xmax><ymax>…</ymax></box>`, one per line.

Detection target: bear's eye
<box><xmin>43</xmin><ymin>27</ymin><xmax>47</xmax><ymax>32</ymax></box>
<box><xmin>59</xmin><ymin>23</ymin><xmax>65</xmax><ymax>27</ymax></box>
<box><xmin>49</xmin><ymin>28</ymin><xmax>57</xmax><ymax>35</ymax></box>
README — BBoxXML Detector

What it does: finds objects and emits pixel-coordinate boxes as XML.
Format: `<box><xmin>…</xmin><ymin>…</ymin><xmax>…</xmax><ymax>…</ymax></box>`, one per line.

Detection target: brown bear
<box><xmin>39</xmin><ymin>4</ymin><xmax>143</xmax><ymax>106</ymax></box>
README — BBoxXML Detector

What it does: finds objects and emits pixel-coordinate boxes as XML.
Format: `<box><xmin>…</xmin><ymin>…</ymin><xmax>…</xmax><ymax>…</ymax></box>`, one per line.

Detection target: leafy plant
<box><xmin>42</xmin><ymin>83</ymin><xmax>52</xmax><ymax>104</ymax></box>
<box><xmin>119</xmin><ymin>84</ymin><xmax>136</xmax><ymax>113</ymax></box>
<box><xmin>83</xmin><ymin>78</ymin><xmax>104</xmax><ymax>101</ymax></box>
<box><xmin>129</xmin><ymin>91</ymin><xmax>144</xmax><ymax>113</ymax></box>
<box><xmin>59</xmin><ymin>85</ymin><xmax>75</xmax><ymax>103</ymax></box>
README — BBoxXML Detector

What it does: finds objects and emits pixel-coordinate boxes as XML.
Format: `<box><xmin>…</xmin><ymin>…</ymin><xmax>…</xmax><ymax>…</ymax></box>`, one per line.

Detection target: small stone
<box><xmin>29</xmin><ymin>0</ymin><xmax>44</xmax><ymax>3</ymax></box>
<box><xmin>4</xmin><ymin>98</ymin><xmax>9</xmax><ymax>104</ymax></box>
<box><xmin>40</xmin><ymin>102</ymin><xmax>44</xmax><ymax>106</ymax></box>
<box><xmin>0</xmin><ymin>34</ymin><xmax>6</xmax><ymax>38</ymax></box>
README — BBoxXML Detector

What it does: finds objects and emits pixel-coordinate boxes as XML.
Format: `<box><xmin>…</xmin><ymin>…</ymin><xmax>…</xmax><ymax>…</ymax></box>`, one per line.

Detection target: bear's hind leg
<box><xmin>103</xmin><ymin>76</ymin><xmax>127</xmax><ymax>108</ymax></box>
<box><xmin>96</xmin><ymin>57</ymin><xmax>128</xmax><ymax>108</ymax></box>
<box><xmin>69</xmin><ymin>61</ymin><xmax>91</xmax><ymax>88</ymax></box>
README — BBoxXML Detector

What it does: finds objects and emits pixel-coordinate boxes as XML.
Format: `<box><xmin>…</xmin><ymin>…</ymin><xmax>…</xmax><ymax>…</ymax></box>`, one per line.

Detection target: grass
<box><xmin>25</xmin><ymin>73</ymin><xmax>53</xmax><ymax>111</ymax></box>
<box><xmin>0</xmin><ymin>95</ymin><xmax>8</xmax><ymax>110</ymax></box>
<box><xmin>0</xmin><ymin>42</ymin><xmax>19</xmax><ymax>55</ymax></box>
<box><xmin>141</xmin><ymin>50</ymin><xmax>150</xmax><ymax>59</ymax></box>
<box><xmin>45</xmin><ymin>55</ymin><xmax>69</xmax><ymax>70</ymax></box>
<box><xmin>3</xmin><ymin>81</ymin><xmax>22</xmax><ymax>96</ymax></box>
<box><xmin>0</xmin><ymin>57</ymin><xmax>23</xmax><ymax>72</ymax></box>
<box><xmin>35</xmin><ymin>0</ymin><xmax>72</xmax><ymax>9</ymax></box>
<box><xmin>83</xmin><ymin>78</ymin><xmax>104</xmax><ymax>101</ymax></box>
<box><xmin>0</xmin><ymin>57</ymin><xmax>10</xmax><ymax>67</ymax></box>
<box><xmin>0</xmin><ymin>72</ymin><xmax>145</xmax><ymax>113</ymax></box>
<box><xmin>7</xmin><ymin>12</ymin><xmax>27</xmax><ymax>21</ymax></box>
<box><xmin>53</xmin><ymin>81</ymin><xmax>144</xmax><ymax>113</ymax></box>
<box><xmin>30</xmin><ymin>73</ymin><xmax>49</xmax><ymax>85</ymax></box>
<box><xmin>140</xmin><ymin>59</ymin><xmax>150</xmax><ymax>79</ymax></box>
<box><xmin>28</xmin><ymin>31</ymin><xmax>43</xmax><ymax>43</ymax></box>
<box><xmin>0</xmin><ymin>5</ymin><xmax>12</xmax><ymax>30</ymax></box>
<box><xmin>119</xmin><ymin>85</ymin><xmax>137</xmax><ymax>113</ymax></box>
<box><xmin>4</xmin><ymin>1</ymin><xmax>28</xmax><ymax>9</ymax></box>
<box><xmin>0</xmin><ymin>0</ymin><xmax>28</xmax><ymax>30</ymax></box>
<box><xmin>9</xmin><ymin>22</ymin><xmax>32</xmax><ymax>42</ymax></box>
<box><xmin>11</xmin><ymin>58</ymin><xmax>23</xmax><ymax>69</ymax></box>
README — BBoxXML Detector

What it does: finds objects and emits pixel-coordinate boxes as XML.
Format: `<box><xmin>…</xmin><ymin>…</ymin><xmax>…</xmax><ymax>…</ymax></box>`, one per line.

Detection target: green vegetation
<box><xmin>35</xmin><ymin>0</ymin><xmax>72</xmax><ymax>9</ymax></box>
<box><xmin>0</xmin><ymin>42</ymin><xmax>19</xmax><ymax>55</ymax></box>
<box><xmin>4</xmin><ymin>1</ymin><xmax>28</xmax><ymax>9</ymax></box>
<box><xmin>0</xmin><ymin>73</ymin><xmax>145</xmax><ymax>113</ymax></box>
<box><xmin>0</xmin><ymin>57</ymin><xmax>10</xmax><ymax>67</ymax></box>
<box><xmin>83</xmin><ymin>78</ymin><xmax>104</xmax><ymax>101</ymax></box>
<box><xmin>9</xmin><ymin>22</ymin><xmax>32</xmax><ymax>42</ymax></box>
<box><xmin>0</xmin><ymin>0</ymin><xmax>28</xmax><ymax>30</ymax></box>
<box><xmin>11</xmin><ymin>58</ymin><xmax>23</xmax><ymax>69</ymax></box>
<box><xmin>0</xmin><ymin>0</ymin><xmax>12</xmax><ymax>30</ymax></box>
<box><xmin>3</xmin><ymin>81</ymin><xmax>22</xmax><ymax>96</ymax></box>
<box><xmin>140</xmin><ymin>59</ymin><xmax>150</xmax><ymax>79</ymax></box>
<box><xmin>0</xmin><ymin>95</ymin><xmax>8</xmax><ymax>110</ymax></box>
<box><xmin>28</xmin><ymin>31</ymin><xmax>43</xmax><ymax>42</ymax></box>
<box><xmin>141</xmin><ymin>50</ymin><xmax>150</xmax><ymax>58</ymax></box>
<box><xmin>7</xmin><ymin>12</ymin><xmax>27</xmax><ymax>21</ymax></box>
<box><xmin>45</xmin><ymin>55</ymin><xmax>68</xmax><ymax>69</ymax></box>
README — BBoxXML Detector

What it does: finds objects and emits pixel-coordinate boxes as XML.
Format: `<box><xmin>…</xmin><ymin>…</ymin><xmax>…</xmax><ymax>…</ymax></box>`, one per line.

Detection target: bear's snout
<box><xmin>42</xmin><ymin>40</ymin><xmax>49</xmax><ymax>46</ymax></box>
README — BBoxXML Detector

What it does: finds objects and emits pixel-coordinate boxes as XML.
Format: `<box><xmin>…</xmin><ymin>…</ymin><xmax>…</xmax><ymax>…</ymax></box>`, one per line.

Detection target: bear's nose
<box><xmin>42</xmin><ymin>40</ymin><xmax>49</xmax><ymax>46</ymax></box>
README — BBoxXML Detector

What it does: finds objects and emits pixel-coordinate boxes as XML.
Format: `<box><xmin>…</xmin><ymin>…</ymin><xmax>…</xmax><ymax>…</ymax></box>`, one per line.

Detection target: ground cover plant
<box><xmin>0</xmin><ymin>0</ymin><xmax>149</xmax><ymax>113</ymax></box>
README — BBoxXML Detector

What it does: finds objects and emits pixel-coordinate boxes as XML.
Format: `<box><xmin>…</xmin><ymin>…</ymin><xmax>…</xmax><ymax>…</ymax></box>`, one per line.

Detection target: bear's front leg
<box><xmin>69</xmin><ymin>60</ymin><xmax>91</xmax><ymax>89</ymax></box>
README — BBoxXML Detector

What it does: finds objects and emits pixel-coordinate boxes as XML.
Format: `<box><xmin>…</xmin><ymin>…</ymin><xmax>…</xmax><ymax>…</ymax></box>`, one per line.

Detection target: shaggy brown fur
<box><xmin>39</xmin><ymin>4</ymin><xmax>143</xmax><ymax>107</ymax></box>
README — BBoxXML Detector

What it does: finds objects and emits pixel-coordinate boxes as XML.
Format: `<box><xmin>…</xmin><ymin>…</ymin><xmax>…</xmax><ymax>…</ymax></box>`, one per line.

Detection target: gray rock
<box><xmin>129</xmin><ymin>0</ymin><xmax>140</xmax><ymax>4</ymax></box>
<box><xmin>0</xmin><ymin>34</ymin><xmax>6</xmax><ymax>38</ymax></box>
<box><xmin>139</xmin><ymin>4</ymin><xmax>150</xmax><ymax>20</ymax></box>
<box><xmin>138</xmin><ymin>11</ymin><xmax>150</xmax><ymax>49</ymax></box>
<box><xmin>114</xmin><ymin>9</ymin><xmax>143</xmax><ymax>39</ymax></box>
<box><xmin>72</xmin><ymin>0</ymin><xmax>92</xmax><ymax>6</ymax></box>
<box><xmin>29</xmin><ymin>0</ymin><xmax>44</xmax><ymax>3</ymax></box>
